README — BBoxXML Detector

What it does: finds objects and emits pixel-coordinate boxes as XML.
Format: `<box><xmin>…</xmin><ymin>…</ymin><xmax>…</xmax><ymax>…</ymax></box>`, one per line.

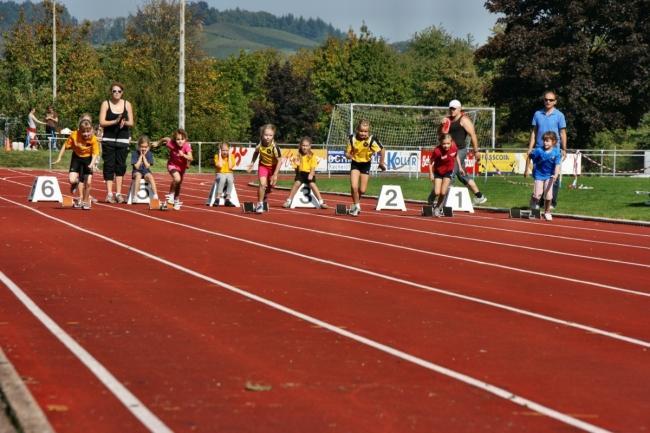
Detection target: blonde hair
<box><xmin>355</xmin><ymin>119</ymin><xmax>370</xmax><ymax>132</ymax></box>
<box><xmin>78</xmin><ymin>119</ymin><xmax>93</xmax><ymax>131</ymax></box>
<box><xmin>259</xmin><ymin>124</ymin><xmax>277</xmax><ymax>143</ymax></box>
<box><xmin>299</xmin><ymin>136</ymin><xmax>313</xmax><ymax>156</ymax></box>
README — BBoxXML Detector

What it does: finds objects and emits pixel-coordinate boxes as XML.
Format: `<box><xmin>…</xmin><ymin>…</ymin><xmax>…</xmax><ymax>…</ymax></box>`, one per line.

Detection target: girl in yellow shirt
<box><xmin>247</xmin><ymin>124</ymin><xmax>282</xmax><ymax>213</ymax></box>
<box><xmin>283</xmin><ymin>137</ymin><xmax>329</xmax><ymax>209</ymax></box>
<box><xmin>54</xmin><ymin>119</ymin><xmax>100</xmax><ymax>210</ymax></box>
<box><xmin>345</xmin><ymin>119</ymin><xmax>386</xmax><ymax>216</ymax></box>
<box><xmin>213</xmin><ymin>142</ymin><xmax>237</xmax><ymax>207</ymax></box>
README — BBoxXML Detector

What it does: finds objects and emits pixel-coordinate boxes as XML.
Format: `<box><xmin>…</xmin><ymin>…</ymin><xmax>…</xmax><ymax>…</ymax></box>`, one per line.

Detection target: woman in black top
<box><xmin>99</xmin><ymin>81</ymin><xmax>134</xmax><ymax>203</ymax></box>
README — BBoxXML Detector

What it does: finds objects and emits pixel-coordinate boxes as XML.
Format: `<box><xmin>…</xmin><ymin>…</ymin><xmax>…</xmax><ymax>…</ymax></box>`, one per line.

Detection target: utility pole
<box><xmin>178</xmin><ymin>0</ymin><xmax>185</xmax><ymax>129</ymax></box>
<box><xmin>52</xmin><ymin>0</ymin><xmax>57</xmax><ymax>100</ymax></box>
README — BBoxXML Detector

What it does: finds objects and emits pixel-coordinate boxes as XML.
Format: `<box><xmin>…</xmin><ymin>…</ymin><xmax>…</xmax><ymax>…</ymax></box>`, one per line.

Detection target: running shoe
<box><xmin>473</xmin><ymin>196</ymin><xmax>488</xmax><ymax>205</ymax></box>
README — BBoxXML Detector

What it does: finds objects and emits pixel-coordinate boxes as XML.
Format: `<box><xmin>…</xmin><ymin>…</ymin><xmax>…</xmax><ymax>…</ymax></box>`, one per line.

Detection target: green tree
<box><xmin>0</xmin><ymin>1</ymin><xmax>103</xmax><ymax>129</ymax></box>
<box><xmin>251</xmin><ymin>60</ymin><xmax>320</xmax><ymax>143</ymax></box>
<box><xmin>476</xmin><ymin>0</ymin><xmax>650</xmax><ymax>148</ymax></box>
<box><xmin>310</xmin><ymin>27</ymin><xmax>411</xmax><ymax>106</ymax></box>
<box><xmin>404</xmin><ymin>26</ymin><xmax>483</xmax><ymax>106</ymax></box>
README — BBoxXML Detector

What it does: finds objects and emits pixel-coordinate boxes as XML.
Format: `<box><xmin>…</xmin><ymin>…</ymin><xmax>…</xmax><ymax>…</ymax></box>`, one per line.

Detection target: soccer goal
<box><xmin>325</xmin><ymin>103</ymin><xmax>495</xmax><ymax>150</ymax></box>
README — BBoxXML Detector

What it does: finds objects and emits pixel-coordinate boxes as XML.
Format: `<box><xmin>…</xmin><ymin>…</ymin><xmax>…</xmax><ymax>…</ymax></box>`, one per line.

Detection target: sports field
<box><xmin>1</xmin><ymin>167</ymin><xmax>649</xmax><ymax>433</ymax></box>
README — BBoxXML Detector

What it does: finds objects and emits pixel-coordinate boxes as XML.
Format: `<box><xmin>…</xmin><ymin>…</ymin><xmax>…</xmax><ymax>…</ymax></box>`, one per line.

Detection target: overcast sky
<box><xmin>54</xmin><ymin>0</ymin><xmax>498</xmax><ymax>45</ymax></box>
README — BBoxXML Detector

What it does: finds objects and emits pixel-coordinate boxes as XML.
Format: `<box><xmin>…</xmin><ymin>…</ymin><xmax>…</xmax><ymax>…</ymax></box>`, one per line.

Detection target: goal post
<box><xmin>326</xmin><ymin>103</ymin><xmax>496</xmax><ymax>150</ymax></box>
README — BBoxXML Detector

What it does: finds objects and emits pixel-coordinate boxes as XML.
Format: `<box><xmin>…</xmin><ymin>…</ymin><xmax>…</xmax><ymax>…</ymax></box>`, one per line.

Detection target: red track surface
<box><xmin>1</xmin><ymin>167</ymin><xmax>649</xmax><ymax>433</ymax></box>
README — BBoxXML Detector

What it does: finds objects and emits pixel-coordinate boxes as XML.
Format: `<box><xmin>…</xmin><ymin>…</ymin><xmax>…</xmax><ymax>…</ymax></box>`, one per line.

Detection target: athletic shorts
<box><xmin>167</xmin><ymin>164</ymin><xmax>186</xmax><ymax>177</ymax></box>
<box><xmin>350</xmin><ymin>160</ymin><xmax>371</xmax><ymax>175</ymax></box>
<box><xmin>69</xmin><ymin>153</ymin><xmax>93</xmax><ymax>181</ymax></box>
<box><xmin>258</xmin><ymin>164</ymin><xmax>276</xmax><ymax>179</ymax></box>
<box><xmin>434</xmin><ymin>171</ymin><xmax>453</xmax><ymax>180</ymax></box>
<box><xmin>295</xmin><ymin>171</ymin><xmax>315</xmax><ymax>184</ymax></box>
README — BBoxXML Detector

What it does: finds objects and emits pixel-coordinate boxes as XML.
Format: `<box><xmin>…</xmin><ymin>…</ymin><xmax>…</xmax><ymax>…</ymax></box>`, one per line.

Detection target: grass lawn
<box><xmin>2</xmin><ymin>149</ymin><xmax>649</xmax><ymax>222</ymax></box>
<box><xmin>277</xmin><ymin>173</ymin><xmax>650</xmax><ymax>222</ymax></box>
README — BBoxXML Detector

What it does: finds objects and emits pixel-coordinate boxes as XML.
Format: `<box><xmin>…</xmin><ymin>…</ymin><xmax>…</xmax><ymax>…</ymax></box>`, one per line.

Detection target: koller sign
<box><xmin>386</xmin><ymin>151</ymin><xmax>420</xmax><ymax>173</ymax></box>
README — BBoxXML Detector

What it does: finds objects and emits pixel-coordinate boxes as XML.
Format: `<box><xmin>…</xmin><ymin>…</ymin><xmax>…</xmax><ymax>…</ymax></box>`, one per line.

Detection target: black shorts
<box><xmin>350</xmin><ymin>160</ymin><xmax>372</xmax><ymax>175</ymax></box>
<box><xmin>434</xmin><ymin>171</ymin><xmax>453</xmax><ymax>180</ymax></box>
<box><xmin>295</xmin><ymin>171</ymin><xmax>315</xmax><ymax>184</ymax></box>
<box><xmin>69</xmin><ymin>153</ymin><xmax>93</xmax><ymax>181</ymax></box>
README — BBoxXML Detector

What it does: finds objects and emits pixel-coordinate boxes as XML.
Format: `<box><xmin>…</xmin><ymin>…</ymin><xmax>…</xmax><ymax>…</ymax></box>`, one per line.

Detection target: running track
<box><xmin>1</xmin><ymin>167</ymin><xmax>649</xmax><ymax>433</ymax></box>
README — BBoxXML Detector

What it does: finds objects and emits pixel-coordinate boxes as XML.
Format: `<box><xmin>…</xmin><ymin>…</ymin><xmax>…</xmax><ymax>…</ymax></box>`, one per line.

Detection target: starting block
<box><xmin>60</xmin><ymin>195</ymin><xmax>77</xmax><ymax>208</ymax></box>
<box><xmin>335</xmin><ymin>204</ymin><xmax>350</xmax><ymax>215</ymax></box>
<box><xmin>509</xmin><ymin>208</ymin><xmax>541</xmax><ymax>219</ymax></box>
<box><xmin>242</xmin><ymin>202</ymin><xmax>268</xmax><ymax>213</ymax></box>
<box><xmin>422</xmin><ymin>205</ymin><xmax>453</xmax><ymax>217</ymax></box>
<box><xmin>149</xmin><ymin>198</ymin><xmax>167</xmax><ymax>211</ymax></box>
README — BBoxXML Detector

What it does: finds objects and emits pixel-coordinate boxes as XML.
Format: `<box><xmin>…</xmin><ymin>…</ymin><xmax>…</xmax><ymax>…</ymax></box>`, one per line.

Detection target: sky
<box><xmin>54</xmin><ymin>0</ymin><xmax>498</xmax><ymax>45</ymax></box>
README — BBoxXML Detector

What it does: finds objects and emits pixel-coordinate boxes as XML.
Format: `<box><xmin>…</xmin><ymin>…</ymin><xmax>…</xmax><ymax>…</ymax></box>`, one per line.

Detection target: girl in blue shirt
<box><xmin>525</xmin><ymin>131</ymin><xmax>561</xmax><ymax>221</ymax></box>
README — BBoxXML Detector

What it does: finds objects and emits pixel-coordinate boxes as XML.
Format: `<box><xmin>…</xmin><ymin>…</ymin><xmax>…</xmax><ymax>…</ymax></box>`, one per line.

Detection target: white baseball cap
<box><xmin>448</xmin><ymin>99</ymin><xmax>462</xmax><ymax>108</ymax></box>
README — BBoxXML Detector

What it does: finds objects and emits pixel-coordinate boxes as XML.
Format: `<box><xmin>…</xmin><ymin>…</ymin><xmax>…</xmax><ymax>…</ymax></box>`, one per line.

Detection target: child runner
<box><xmin>164</xmin><ymin>129</ymin><xmax>193</xmax><ymax>210</ymax></box>
<box><xmin>428</xmin><ymin>133</ymin><xmax>459</xmax><ymax>217</ymax></box>
<box><xmin>283</xmin><ymin>137</ymin><xmax>329</xmax><ymax>209</ymax></box>
<box><xmin>213</xmin><ymin>142</ymin><xmax>237</xmax><ymax>207</ymax></box>
<box><xmin>247</xmin><ymin>124</ymin><xmax>282</xmax><ymax>213</ymax></box>
<box><xmin>130</xmin><ymin>135</ymin><xmax>159</xmax><ymax>201</ymax></box>
<box><xmin>53</xmin><ymin>119</ymin><xmax>99</xmax><ymax>210</ymax></box>
<box><xmin>525</xmin><ymin>131</ymin><xmax>561</xmax><ymax>221</ymax></box>
<box><xmin>345</xmin><ymin>119</ymin><xmax>386</xmax><ymax>217</ymax></box>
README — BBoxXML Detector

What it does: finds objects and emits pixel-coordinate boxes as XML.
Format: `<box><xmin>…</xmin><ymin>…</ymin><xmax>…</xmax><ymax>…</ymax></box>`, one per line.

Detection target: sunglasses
<box><xmin>112</xmin><ymin>89</ymin><xmax>123</xmax><ymax>94</ymax></box>
<box><xmin>544</xmin><ymin>98</ymin><xmax>555</xmax><ymax>102</ymax></box>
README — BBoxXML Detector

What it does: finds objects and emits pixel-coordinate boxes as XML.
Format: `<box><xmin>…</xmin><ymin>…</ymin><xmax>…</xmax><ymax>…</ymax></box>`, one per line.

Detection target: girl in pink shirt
<box><xmin>164</xmin><ymin>129</ymin><xmax>193</xmax><ymax>210</ymax></box>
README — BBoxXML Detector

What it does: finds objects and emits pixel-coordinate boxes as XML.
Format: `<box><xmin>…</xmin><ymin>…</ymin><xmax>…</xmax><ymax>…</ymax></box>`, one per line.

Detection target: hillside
<box><xmin>201</xmin><ymin>21</ymin><xmax>319</xmax><ymax>58</ymax></box>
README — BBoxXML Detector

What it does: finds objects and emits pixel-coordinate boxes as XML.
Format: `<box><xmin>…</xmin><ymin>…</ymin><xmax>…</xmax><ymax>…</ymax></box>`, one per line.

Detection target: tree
<box><xmin>476</xmin><ymin>0</ymin><xmax>650</xmax><ymax>147</ymax></box>
<box><xmin>309</xmin><ymin>27</ymin><xmax>411</xmax><ymax>107</ymax></box>
<box><xmin>0</xmin><ymin>0</ymin><xmax>104</xmax><ymax>129</ymax></box>
<box><xmin>251</xmin><ymin>60</ymin><xmax>320</xmax><ymax>143</ymax></box>
<box><xmin>404</xmin><ymin>26</ymin><xmax>483</xmax><ymax>106</ymax></box>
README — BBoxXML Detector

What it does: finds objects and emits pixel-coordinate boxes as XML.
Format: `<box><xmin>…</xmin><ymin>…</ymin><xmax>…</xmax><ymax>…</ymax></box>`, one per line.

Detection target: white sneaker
<box><xmin>433</xmin><ymin>207</ymin><xmax>442</xmax><ymax>218</ymax></box>
<box><xmin>173</xmin><ymin>200</ymin><xmax>182</xmax><ymax>211</ymax></box>
<box><xmin>544</xmin><ymin>213</ymin><xmax>553</xmax><ymax>221</ymax></box>
<box><xmin>319</xmin><ymin>201</ymin><xmax>329</xmax><ymax>209</ymax></box>
<box><xmin>255</xmin><ymin>202</ymin><xmax>264</xmax><ymax>214</ymax></box>
<box><xmin>283</xmin><ymin>198</ymin><xmax>292</xmax><ymax>208</ymax></box>
<box><xmin>473</xmin><ymin>196</ymin><xmax>487</xmax><ymax>205</ymax></box>
<box><xmin>166</xmin><ymin>194</ymin><xmax>175</xmax><ymax>205</ymax></box>
<box><xmin>349</xmin><ymin>204</ymin><xmax>359</xmax><ymax>217</ymax></box>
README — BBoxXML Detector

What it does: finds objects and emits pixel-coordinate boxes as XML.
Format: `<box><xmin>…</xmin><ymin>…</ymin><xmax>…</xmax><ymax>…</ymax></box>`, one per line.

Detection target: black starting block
<box><xmin>509</xmin><ymin>208</ymin><xmax>541</xmax><ymax>219</ymax></box>
<box><xmin>422</xmin><ymin>205</ymin><xmax>453</xmax><ymax>217</ymax></box>
<box><xmin>242</xmin><ymin>202</ymin><xmax>269</xmax><ymax>213</ymax></box>
<box><xmin>335</xmin><ymin>204</ymin><xmax>349</xmax><ymax>215</ymax></box>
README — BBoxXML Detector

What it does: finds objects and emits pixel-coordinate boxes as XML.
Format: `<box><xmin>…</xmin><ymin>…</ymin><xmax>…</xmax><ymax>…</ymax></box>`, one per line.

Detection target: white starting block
<box><xmin>376</xmin><ymin>185</ymin><xmax>407</xmax><ymax>211</ymax></box>
<box><xmin>127</xmin><ymin>179</ymin><xmax>154</xmax><ymax>204</ymax></box>
<box><xmin>443</xmin><ymin>186</ymin><xmax>474</xmax><ymax>213</ymax></box>
<box><xmin>206</xmin><ymin>181</ymin><xmax>240</xmax><ymax>207</ymax></box>
<box><xmin>289</xmin><ymin>183</ymin><xmax>319</xmax><ymax>208</ymax></box>
<box><xmin>28</xmin><ymin>176</ymin><xmax>63</xmax><ymax>202</ymax></box>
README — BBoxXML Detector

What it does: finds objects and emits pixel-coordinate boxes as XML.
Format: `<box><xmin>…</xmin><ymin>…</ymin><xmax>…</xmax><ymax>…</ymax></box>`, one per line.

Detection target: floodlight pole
<box><xmin>52</xmin><ymin>0</ymin><xmax>57</xmax><ymax>100</ymax></box>
<box><xmin>178</xmin><ymin>0</ymin><xmax>185</xmax><ymax>129</ymax></box>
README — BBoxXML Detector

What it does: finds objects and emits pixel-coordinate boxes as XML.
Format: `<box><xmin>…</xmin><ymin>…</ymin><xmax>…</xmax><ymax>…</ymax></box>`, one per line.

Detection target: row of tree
<box><xmin>1</xmin><ymin>0</ymin><xmax>648</xmax><ymax>149</ymax></box>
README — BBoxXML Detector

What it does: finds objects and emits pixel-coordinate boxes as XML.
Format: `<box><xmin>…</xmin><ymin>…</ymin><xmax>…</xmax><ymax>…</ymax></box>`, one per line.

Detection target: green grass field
<box><xmin>2</xmin><ymin>150</ymin><xmax>649</xmax><ymax>221</ymax></box>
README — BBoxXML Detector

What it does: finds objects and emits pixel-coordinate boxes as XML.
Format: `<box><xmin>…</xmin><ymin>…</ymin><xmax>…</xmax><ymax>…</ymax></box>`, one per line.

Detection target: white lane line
<box><xmin>195</xmin><ymin>204</ymin><xmax>650</xmax><ymax>297</ymax></box>
<box><xmin>0</xmin><ymin>201</ymin><xmax>613</xmax><ymax>433</ymax></box>
<box><xmin>23</xmin><ymin>196</ymin><xmax>646</xmax><ymax>350</ymax></box>
<box><xmin>0</xmin><ymin>272</ymin><xmax>174</xmax><ymax>433</ymax></box>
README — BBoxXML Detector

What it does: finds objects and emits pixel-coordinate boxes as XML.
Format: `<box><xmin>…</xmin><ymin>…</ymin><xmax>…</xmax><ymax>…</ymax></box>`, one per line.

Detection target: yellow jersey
<box><xmin>65</xmin><ymin>131</ymin><xmax>99</xmax><ymax>158</ymax></box>
<box><xmin>346</xmin><ymin>135</ymin><xmax>382</xmax><ymax>163</ymax></box>
<box><xmin>214</xmin><ymin>153</ymin><xmax>236</xmax><ymax>174</ymax></box>
<box><xmin>257</xmin><ymin>141</ymin><xmax>282</xmax><ymax>167</ymax></box>
<box><xmin>296</xmin><ymin>153</ymin><xmax>319</xmax><ymax>173</ymax></box>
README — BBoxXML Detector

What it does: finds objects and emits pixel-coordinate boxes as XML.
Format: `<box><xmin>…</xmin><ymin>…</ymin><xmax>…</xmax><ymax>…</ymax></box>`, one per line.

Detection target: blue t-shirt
<box><xmin>530</xmin><ymin>147</ymin><xmax>561</xmax><ymax>181</ymax></box>
<box><xmin>131</xmin><ymin>149</ymin><xmax>154</xmax><ymax>175</ymax></box>
<box><xmin>531</xmin><ymin>108</ymin><xmax>566</xmax><ymax>148</ymax></box>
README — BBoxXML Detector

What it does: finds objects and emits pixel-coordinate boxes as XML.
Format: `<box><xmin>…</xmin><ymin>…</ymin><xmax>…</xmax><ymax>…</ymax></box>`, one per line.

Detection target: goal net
<box><xmin>325</xmin><ymin>103</ymin><xmax>495</xmax><ymax>150</ymax></box>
